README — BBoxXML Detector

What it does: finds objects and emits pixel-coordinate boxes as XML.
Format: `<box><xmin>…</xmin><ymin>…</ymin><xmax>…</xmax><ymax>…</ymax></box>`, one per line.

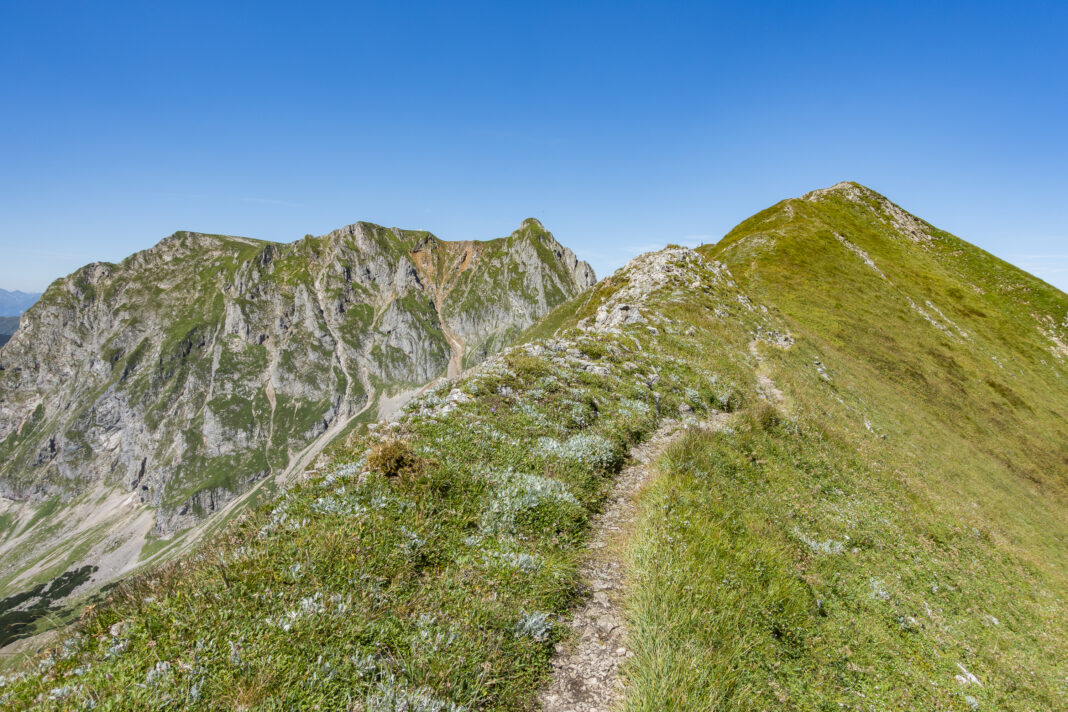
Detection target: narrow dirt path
<box><xmin>540</xmin><ymin>414</ymin><xmax>733</xmax><ymax>712</ymax></box>
<box><xmin>748</xmin><ymin>340</ymin><xmax>787</xmax><ymax>406</ymax></box>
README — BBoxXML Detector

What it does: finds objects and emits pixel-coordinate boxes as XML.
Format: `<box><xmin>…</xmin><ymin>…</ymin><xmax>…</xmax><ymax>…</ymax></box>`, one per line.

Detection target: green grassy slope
<box><xmin>621</xmin><ymin>183</ymin><xmax>1068</xmax><ymax>710</ymax></box>
<box><xmin>1</xmin><ymin>184</ymin><xmax>1064</xmax><ymax>710</ymax></box>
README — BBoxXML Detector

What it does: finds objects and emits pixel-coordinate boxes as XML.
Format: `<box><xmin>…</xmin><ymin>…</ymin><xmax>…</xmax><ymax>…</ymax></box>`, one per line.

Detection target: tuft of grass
<box><xmin>365</xmin><ymin>438</ymin><xmax>428</xmax><ymax>480</ymax></box>
<box><xmin>504</xmin><ymin>352</ymin><xmax>552</xmax><ymax>379</ymax></box>
<box><xmin>743</xmin><ymin>400</ymin><xmax>782</xmax><ymax>431</ymax></box>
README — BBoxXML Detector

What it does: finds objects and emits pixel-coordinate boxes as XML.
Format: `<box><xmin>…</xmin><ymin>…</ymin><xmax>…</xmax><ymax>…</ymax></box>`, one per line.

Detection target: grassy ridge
<box><xmin>624</xmin><ymin>414</ymin><xmax>1066</xmax><ymax>709</ymax></box>
<box><xmin>618</xmin><ymin>184</ymin><xmax>1068</xmax><ymax>710</ymax></box>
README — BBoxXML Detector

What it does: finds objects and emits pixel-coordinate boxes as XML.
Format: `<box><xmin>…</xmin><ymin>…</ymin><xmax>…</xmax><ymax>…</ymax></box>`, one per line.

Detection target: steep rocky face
<box><xmin>432</xmin><ymin>218</ymin><xmax>596</xmax><ymax>368</ymax></box>
<box><xmin>0</xmin><ymin>220</ymin><xmax>594</xmax><ymax>538</ymax></box>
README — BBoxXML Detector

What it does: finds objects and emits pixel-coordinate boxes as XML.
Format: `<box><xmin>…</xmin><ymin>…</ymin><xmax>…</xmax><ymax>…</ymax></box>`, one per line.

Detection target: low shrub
<box><xmin>505</xmin><ymin>353</ymin><xmax>551</xmax><ymax>379</ymax></box>
<box><xmin>366</xmin><ymin>439</ymin><xmax>426</xmax><ymax>479</ymax></box>
<box><xmin>745</xmin><ymin>400</ymin><xmax>781</xmax><ymax>431</ymax></box>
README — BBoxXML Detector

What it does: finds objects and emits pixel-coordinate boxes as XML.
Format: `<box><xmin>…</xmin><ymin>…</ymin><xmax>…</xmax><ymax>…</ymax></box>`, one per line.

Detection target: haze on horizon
<box><xmin>1</xmin><ymin>1</ymin><xmax>1066</xmax><ymax>292</ymax></box>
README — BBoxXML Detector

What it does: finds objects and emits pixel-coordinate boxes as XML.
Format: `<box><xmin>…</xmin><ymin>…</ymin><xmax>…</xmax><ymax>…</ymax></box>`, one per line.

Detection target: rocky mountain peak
<box><xmin>0</xmin><ymin>217</ymin><xmax>596</xmax><ymax>606</ymax></box>
<box><xmin>508</xmin><ymin>218</ymin><xmax>596</xmax><ymax>290</ymax></box>
<box><xmin>800</xmin><ymin>180</ymin><xmax>871</xmax><ymax>202</ymax></box>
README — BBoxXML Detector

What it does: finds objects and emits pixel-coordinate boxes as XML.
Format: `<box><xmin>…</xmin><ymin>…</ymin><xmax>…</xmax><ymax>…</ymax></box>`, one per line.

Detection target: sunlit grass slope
<box><xmin>621</xmin><ymin>183</ymin><xmax>1068</xmax><ymax>710</ymax></box>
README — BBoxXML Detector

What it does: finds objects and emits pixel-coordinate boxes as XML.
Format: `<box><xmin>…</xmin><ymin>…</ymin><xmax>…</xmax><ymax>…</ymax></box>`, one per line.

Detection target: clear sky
<box><xmin>1</xmin><ymin>1</ymin><xmax>1066</xmax><ymax>292</ymax></box>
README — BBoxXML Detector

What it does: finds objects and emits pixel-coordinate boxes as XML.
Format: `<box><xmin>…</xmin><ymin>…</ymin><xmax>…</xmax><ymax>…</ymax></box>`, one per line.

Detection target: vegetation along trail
<box><xmin>541</xmin><ymin>414</ymin><xmax>734</xmax><ymax>712</ymax></box>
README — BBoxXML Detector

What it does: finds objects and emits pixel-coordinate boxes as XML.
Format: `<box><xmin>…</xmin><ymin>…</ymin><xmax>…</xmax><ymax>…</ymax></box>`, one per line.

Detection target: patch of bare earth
<box><xmin>540</xmin><ymin>414</ymin><xmax>731</xmax><ymax>711</ymax></box>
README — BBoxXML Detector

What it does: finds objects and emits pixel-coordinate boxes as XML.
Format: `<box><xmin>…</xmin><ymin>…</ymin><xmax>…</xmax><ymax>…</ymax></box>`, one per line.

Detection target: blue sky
<box><xmin>1</xmin><ymin>1</ymin><xmax>1066</xmax><ymax>292</ymax></box>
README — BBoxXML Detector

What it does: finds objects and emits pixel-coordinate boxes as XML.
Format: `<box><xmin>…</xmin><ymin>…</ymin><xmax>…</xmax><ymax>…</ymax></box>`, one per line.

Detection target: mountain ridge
<box><xmin>1</xmin><ymin>185</ymin><xmax>1066</xmax><ymax>710</ymax></box>
<box><xmin>0</xmin><ymin>217</ymin><xmax>593</xmax><ymax>637</ymax></box>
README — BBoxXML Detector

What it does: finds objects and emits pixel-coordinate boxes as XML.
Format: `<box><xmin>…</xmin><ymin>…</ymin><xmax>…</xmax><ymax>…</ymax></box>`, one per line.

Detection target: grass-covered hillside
<box><xmin>2</xmin><ymin>183</ymin><xmax>1065</xmax><ymax>710</ymax></box>
<box><xmin>622</xmin><ymin>183</ymin><xmax>1068</xmax><ymax>710</ymax></box>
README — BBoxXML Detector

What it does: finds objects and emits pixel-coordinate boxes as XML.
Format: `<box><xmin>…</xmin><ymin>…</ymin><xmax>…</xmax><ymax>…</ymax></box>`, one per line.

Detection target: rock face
<box><xmin>0</xmin><ymin>219</ymin><xmax>593</xmax><ymax>536</ymax></box>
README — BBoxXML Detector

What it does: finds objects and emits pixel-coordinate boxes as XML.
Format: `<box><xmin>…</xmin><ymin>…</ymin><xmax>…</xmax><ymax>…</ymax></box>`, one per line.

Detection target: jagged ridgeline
<box><xmin>2</xmin><ymin>184</ymin><xmax>1066</xmax><ymax>710</ymax></box>
<box><xmin>0</xmin><ymin>219</ymin><xmax>593</xmax><ymax>603</ymax></box>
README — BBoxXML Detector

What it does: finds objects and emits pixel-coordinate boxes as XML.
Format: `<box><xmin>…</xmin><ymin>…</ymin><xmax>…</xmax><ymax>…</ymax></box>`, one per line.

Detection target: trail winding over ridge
<box><xmin>540</xmin><ymin>414</ymin><xmax>733</xmax><ymax>711</ymax></box>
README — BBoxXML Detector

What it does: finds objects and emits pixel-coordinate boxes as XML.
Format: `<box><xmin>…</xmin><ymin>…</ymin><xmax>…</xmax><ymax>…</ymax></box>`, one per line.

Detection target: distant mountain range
<box><xmin>0</xmin><ymin>316</ymin><xmax>18</xmax><ymax>348</ymax></box>
<box><xmin>0</xmin><ymin>289</ymin><xmax>40</xmax><ymax>316</ymax></box>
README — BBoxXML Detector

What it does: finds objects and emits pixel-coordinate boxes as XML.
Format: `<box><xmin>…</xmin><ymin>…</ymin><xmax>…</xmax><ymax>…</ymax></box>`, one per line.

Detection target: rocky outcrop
<box><xmin>579</xmin><ymin>247</ymin><xmax>731</xmax><ymax>332</ymax></box>
<box><xmin>434</xmin><ymin>219</ymin><xmax>597</xmax><ymax>367</ymax></box>
<box><xmin>0</xmin><ymin>220</ymin><xmax>594</xmax><ymax>537</ymax></box>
